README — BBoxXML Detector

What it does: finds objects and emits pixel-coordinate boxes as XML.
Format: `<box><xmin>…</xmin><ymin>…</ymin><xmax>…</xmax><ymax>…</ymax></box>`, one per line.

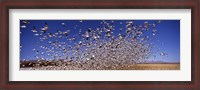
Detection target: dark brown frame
<box><xmin>0</xmin><ymin>0</ymin><xmax>199</xmax><ymax>90</ymax></box>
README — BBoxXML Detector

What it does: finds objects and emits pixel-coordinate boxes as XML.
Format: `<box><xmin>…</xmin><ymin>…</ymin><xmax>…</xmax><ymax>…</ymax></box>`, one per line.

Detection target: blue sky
<box><xmin>20</xmin><ymin>20</ymin><xmax>180</xmax><ymax>62</ymax></box>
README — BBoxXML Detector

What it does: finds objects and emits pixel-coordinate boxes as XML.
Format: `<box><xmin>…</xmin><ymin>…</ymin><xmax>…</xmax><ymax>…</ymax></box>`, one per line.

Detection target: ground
<box><xmin>20</xmin><ymin>63</ymin><xmax>180</xmax><ymax>70</ymax></box>
<box><xmin>118</xmin><ymin>63</ymin><xmax>180</xmax><ymax>70</ymax></box>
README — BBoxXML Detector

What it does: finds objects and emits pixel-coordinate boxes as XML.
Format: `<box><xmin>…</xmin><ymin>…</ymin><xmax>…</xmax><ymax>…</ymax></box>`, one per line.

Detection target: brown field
<box><xmin>20</xmin><ymin>60</ymin><xmax>180</xmax><ymax>70</ymax></box>
<box><xmin>118</xmin><ymin>63</ymin><xmax>180</xmax><ymax>70</ymax></box>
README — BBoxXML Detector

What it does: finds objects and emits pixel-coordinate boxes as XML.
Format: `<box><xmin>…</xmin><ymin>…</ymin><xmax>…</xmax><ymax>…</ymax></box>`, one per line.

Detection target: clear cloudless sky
<box><xmin>20</xmin><ymin>20</ymin><xmax>180</xmax><ymax>63</ymax></box>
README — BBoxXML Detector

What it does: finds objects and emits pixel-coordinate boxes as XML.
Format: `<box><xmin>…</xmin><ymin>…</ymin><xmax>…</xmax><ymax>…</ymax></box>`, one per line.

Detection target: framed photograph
<box><xmin>1</xmin><ymin>0</ymin><xmax>199</xmax><ymax>90</ymax></box>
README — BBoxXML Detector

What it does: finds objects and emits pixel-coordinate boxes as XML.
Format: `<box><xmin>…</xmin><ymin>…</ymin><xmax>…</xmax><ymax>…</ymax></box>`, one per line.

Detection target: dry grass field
<box><xmin>118</xmin><ymin>63</ymin><xmax>180</xmax><ymax>70</ymax></box>
<box><xmin>20</xmin><ymin>60</ymin><xmax>180</xmax><ymax>70</ymax></box>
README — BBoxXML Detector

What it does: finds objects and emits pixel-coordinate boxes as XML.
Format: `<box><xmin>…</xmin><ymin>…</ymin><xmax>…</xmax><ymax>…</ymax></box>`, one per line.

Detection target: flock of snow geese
<box><xmin>20</xmin><ymin>20</ymin><xmax>167</xmax><ymax>70</ymax></box>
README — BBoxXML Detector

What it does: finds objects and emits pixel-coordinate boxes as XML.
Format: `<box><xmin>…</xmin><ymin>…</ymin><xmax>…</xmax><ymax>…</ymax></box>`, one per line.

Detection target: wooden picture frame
<box><xmin>0</xmin><ymin>0</ymin><xmax>199</xmax><ymax>90</ymax></box>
